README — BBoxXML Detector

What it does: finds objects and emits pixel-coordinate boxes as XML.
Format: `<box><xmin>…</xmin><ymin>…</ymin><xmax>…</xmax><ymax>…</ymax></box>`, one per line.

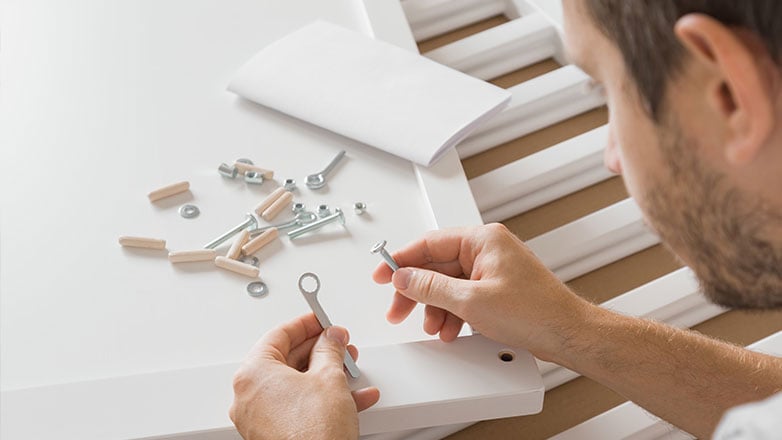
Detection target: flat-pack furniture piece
<box><xmin>0</xmin><ymin>1</ymin><xmax>544</xmax><ymax>439</ymax></box>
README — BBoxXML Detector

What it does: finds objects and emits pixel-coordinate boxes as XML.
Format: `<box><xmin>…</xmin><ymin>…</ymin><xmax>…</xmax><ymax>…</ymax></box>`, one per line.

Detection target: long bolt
<box><xmin>249</xmin><ymin>212</ymin><xmax>317</xmax><ymax>237</ymax></box>
<box><xmin>371</xmin><ymin>240</ymin><xmax>399</xmax><ymax>271</ymax></box>
<box><xmin>287</xmin><ymin>208</ymin><xmax>345</xmax><ymax>239</ymax></box>
<box><xmin>203</xmin><ymin>213</ymin><xmax>258</xmax><ymax>249</ymax></box>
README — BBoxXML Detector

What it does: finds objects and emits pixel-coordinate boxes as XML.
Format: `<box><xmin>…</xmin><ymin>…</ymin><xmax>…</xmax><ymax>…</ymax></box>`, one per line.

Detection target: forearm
<box><xmin>555</xmin><ymin>305</ymin><xmax>782</xmax><ymax>438</ymax></box>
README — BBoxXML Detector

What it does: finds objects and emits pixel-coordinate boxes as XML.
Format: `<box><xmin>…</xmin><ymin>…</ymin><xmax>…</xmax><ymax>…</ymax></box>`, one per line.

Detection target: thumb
<box><xmin>392</xmin><ymin>268</ymin><xmax>469</xmax><ymax>315</ymax></box>
<box><xmin>309</xmin><ymin>326</ymin><xmax>349</xmax><ymax>373</ymax></box>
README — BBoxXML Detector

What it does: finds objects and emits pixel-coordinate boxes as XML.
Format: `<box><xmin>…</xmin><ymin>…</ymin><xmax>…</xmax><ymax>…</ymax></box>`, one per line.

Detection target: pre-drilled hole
<box><xmin>498</xmin><ymin>350</ymin><xmax>515</xmax><ymax>362</ymax></box>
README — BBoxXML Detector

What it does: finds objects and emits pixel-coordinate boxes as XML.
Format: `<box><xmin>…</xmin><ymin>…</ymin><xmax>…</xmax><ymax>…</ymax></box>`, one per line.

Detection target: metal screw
<box><xmin>317</xmin><ymin>204</ymin><xmax>331</xmax><ymax>218</ymax></box>
<box><xmin>249</xmin><ymin>211</ymin><xmax>317</xmax><ymax>237</ymax></box>
<box><xmin>288</xmin><ymin>208</ymin><xmax>345</xmax><ymax>240</ymax></box>
<box><xmin>371</xmin><ymin>240</ymin><xmax>399</xmax><ymax>271</ymax></box>
<box><xmin>292</xmin><ymin>202</ymin><xmax>305</xmax><ymax>214</ymax></box>
<box><xmin>218</xmin><ymin>163</ymin><xmax>238</xmax><ymax>179</ymax></box>
<box><xmin>179</xmin><ymin>204</ymin><xmax>200</xmax><ymax>219</ymax></box>
<box><xmin>247</xmin><ymin>281</ymin><xmax>268</xmax><ymax>297</ymax></box>
<box><xmin>236</xmin><ymin>158</ymin><xmax>254</xmax><ymax>165</ymax></box>
<box><xmin>306</xmin><ymin>150</ymin><xmax>346</xmax><ymax>190</ymax></box>
<box><xmin>284</xmin><ymin>178</ymin><xmax>297</xmax><ymax>191</ymax></box>
<box><xmin>354</xmin><ymin>202</ymin><xmax>367</xmax><ymax>215</ymax></box>
<box><xmin>244</xmin><ymin>171</ymin><xmax>265</xmax><ymax>185</ymax></box>
<box><xmin>203</xmin><ymin>213</ymin><xmax>258</xmax><ymax>249</ymax></box>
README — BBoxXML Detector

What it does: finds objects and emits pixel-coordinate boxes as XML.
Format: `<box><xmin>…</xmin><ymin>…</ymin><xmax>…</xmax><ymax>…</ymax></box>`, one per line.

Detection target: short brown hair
<box><xmin>583</xmin><ymin>1</ymin><xmax>782</xmax><ymax>120</ymax></box>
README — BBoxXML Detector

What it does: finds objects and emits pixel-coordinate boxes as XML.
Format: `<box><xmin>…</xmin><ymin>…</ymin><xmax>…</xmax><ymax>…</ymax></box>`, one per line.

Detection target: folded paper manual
<box><xmin>228</xmin><ymin>20</ymin><xmax>511</xmax><ymax>167</ymax></box>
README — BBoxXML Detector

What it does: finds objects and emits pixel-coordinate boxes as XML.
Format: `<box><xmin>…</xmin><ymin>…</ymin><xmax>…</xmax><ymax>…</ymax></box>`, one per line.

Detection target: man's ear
<box><xmin>674</xmin><ymin>13</ymin><xmax>775</xmax><ymax>166</ymax></box>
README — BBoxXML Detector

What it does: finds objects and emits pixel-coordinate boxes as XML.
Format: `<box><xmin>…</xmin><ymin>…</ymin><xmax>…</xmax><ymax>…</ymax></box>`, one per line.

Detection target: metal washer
<box><xmin>179</xmin><ymin>204</ymin><xmax>200</xmax><ymax>219</ymax></box>
<box><xmin>240</xmin><ymin>255</ymin><xmax>260</xmax><ymax>267</ymax></box>
<box><xmin>246</xmin><ymin>281</ymin><xmax>268</xmax><ymax>298</ymax></box>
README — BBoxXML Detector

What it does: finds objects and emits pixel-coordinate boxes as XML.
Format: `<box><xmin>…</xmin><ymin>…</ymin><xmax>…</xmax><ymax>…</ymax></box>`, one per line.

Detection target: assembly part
<box><xmin>246</xmin><ymin>281</ymin><xmax>269</xmax><ymax>298</ymax></box>
<box><xmin>148</xmin><ymin>181</ymin><xmax>190</xmax><ymax>202</ymax></box>
<box><xmin>305</xmin><ymin>150</ymin><xmax>346</xmax><ymax>189</ymax></box>
<box><xmin>203</xmin><ymin>213</ymin><xmax>258</xmax><ymax>249</ymax></box>
<box><xmin>119</xmin><ymin>236</ymin><xmax>166</xmax><ymax>250</ymax></box>
<box><xmin>214</xmin><ymin>256</ymin><xmax>260</xmax><ymax>278</ymax></box>
<box><xmin>261</xmin><ymin>191</ymin><xmax>293</xmax><ymax>221</ymax></box>
<box><xmin>179</xmin><ymin>204</ymin><xmax>200</xmax><ymax>219</ymax></box>
<box><xmin>168</xmin><ymin>249</ymin><xmax>217</xmax><ymax>263</ymax></box>
<box><xmin>287</xmin><ymin>208</ymin><xmax>345</xmax><ymax>240</ymax></box>
<box><xmin>370</xmin><ymin>240</ymin><xmax>399</xmax><ymax>272</ymax></box>
<box><xmin>218</xmin><ymin>163</ymin><xmax>239</xmax><ymax>179</ymax></box>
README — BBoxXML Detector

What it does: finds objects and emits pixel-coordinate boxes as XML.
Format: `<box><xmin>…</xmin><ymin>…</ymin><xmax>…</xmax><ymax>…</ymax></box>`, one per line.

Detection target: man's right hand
<box><xmin>372</xmin><ymin>224</ymin><xmax>593</xmax><ymax>362</ymax></box>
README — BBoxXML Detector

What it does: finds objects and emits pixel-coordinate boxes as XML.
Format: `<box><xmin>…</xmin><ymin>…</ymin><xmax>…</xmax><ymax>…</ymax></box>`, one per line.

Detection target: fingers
<box><xmin>248</xmin><ymin>313</ymin><xmax>324</xmax><ymax>364</ymax></box>
<box><xmin>386</xmin><ymin>291</ymin><xmax>418</xmax><ymax>324</ymax></box>
<box><xmin>372</xmin><ymin>228</ymin><xmax>479</xmax><ymax>284</ymax></box>
<box><xmin>423</xmin><ymin>305</ymin><xmax>446</xmax><ymax>335</ymax></box>
<box><xmin>308</xmin><ymin>326</ymin><xmax>350</xmax><ymax>374</ymax></box>
<box><xmin>392</xmin><ymin>267</ymin><xmax>472</xmax><ymax>318</ymax></box>
<box><xmin>352</xmin><ymin>387</ymin><xmax>381</xmax><ymax>412</ymax></box>
<box><xmin>439</xmin><ymin>312</ymin><xmax>464</xmax><ymax>342</ymax></box>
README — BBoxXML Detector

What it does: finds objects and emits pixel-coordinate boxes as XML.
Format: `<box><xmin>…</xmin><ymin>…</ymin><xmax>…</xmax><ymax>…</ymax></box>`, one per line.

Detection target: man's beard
<box><xmin>641</xmin><ymin>119</ymin><xmax>782</xmax><ymax>309</ymax></box>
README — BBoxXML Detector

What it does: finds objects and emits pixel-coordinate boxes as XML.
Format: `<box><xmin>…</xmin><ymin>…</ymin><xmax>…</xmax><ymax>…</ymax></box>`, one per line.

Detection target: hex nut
<box><xmin>283</xmin><ymin>178</ymin><xmax>297</xmax><ymax>191</ymax></box>
<box><xmin>317</xmin><ymin>204</ymin><xmax>331</xmax><ymax>218</ymax></box>
<box><xmin>292</xmin><ymin>202</ymin><xmax>306</xmax><ymax>214</ymax></box>
<box><xmin>354</xmin><ymin>202</ymin><xmax>367</xmax><ymax>215</ymax></box>
<box><xmin>218</xmin><ymin>163</ymin><xmax>238</xmax><ymax>179</ymax></box>
<box><xmin>244</xmin><ymin>171</ymin><xmax>265</xmax><ymax>185</ymax></box>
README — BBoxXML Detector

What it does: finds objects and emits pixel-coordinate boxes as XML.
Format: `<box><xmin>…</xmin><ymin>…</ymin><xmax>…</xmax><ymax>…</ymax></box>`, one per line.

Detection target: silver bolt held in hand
<box><xmin>371</xmin><ymin>240</ymin><xmax>399</xmax><ymax>271</ymax></box>
<box><xmin>298</xmin><ymin>272</ymin><xmax>360</xmax><ymax>379</ymax></box>
<box><xmin>306</xmin><ymin>150</ymin><xmax>346</xmax><ymax>189</ymax></box>
<box><xmin>203</xmin><ymin>213</ymin><xmax>258</xmax><ymax>249</ymax></box>
<box><xmin>287</xmin><ymin>208</ymin><xmax>345</xmax><ymax>239</ymax></box>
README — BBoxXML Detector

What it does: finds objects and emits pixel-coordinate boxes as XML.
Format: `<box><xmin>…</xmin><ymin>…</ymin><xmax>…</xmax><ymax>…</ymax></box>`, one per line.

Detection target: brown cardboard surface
<box><xmin>414</xmin><ymin>16</ymin><xmax>782</xmax><ymax>440</ymax></box>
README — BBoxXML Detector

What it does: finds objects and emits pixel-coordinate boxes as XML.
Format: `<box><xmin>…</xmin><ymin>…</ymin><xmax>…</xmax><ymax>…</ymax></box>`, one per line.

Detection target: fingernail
<box><xmin>393</xmin><ymin>268</ymin><xmax>413</xmax><ymax>290</ymax></box>
<box><xmin>326</xmin><ymin>326</ymin><xmax>348</xmax><ymax>345</ymax></box>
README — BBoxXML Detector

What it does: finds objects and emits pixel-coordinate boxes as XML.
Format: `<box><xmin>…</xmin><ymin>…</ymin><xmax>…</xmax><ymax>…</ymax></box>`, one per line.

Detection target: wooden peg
<box><xmin>242</xmin><ymin>228</ymin><xmax>279</xmax><ymax>256</ymax></box>
<box><xmin>168</xmin><ymin>249</ymin><xmax>217</xmax><ymax>263</ymax></box>
<box><xmin>254</xmin><ymin>187</ymin><xmax>287</xmax><ymax>215</ymax></box>
<box><xmin>215</xmin><ymin>256</ymin><xmax>260</xmax><ymax>278</ymax></box>
<box><xmin>226</xmin><ymin>230</ymin><xmax>251</xmax><ymax>260</ymax></box>
<box><xmin>148</xmin><ymin>181</ymin><xmax>190</xmax><ymax>202</ymax></box>
<box><xmin>119</xmin><ymin>236</ymin><xmax>166</xmax><ymax>250</ymax></box>
<box><xmin>261</xmin><ymin>191</ymin><xmax>293</xmax><ymax>221</ymax></box>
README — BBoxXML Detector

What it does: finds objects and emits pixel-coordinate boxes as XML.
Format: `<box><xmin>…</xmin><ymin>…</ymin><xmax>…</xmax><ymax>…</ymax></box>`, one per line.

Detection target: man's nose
<box><xmin>603</xmin><ymin>130</ymin><xmax>622</xmax><ymax>175</ymax></box>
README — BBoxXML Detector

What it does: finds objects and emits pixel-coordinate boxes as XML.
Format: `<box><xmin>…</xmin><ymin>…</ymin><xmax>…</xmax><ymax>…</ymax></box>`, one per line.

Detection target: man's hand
<box><xmin>372</xmin><ymin>224</ymin><xmax>591</xmax><ymax>362</ymax></box>
<box><xmin>229</xmin><ymin>313</ymin><xmax>380</xmax><ymax>440</ymax></box>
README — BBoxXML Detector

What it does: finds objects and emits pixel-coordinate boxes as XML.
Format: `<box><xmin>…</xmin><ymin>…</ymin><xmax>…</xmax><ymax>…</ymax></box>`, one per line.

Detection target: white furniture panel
<box><xmin>0</xmin><ymin>1</ymin><xmax>541</xmax><ymax>439</ymax></box>
<box><xmin>424</xmin><ymin>13</ymin><xmax>557</xmax><ymax>80</ymax></box>
<box><xmin>457</xmin><ymin>65</ymin><xmax>605</xmax><ymax>159</ymax></box>
<box><xmin>471</xmin><ymin>125</ymin><xmax>613</xmax><ymax>222</ymax></box>
<box><xmin>401</xmin><ymin>0</ymin><xmax>507</xmax><ymax>42</ymax></box>
<box><xmin>527</xmin><ymin>199</ymin><xmax>660</xmax><ymax>282</ymax></box>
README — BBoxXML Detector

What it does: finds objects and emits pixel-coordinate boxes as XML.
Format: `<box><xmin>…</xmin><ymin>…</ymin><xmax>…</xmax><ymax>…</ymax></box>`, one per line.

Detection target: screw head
<box><xmin>236</xmin><ymin>158</ymin><xmax>254</xmax><ymax>165</ymax></box>
<box><xmin>370</xmin><ymin>240</ymin><xmax>387</xmax><ymax>254</ymax></box>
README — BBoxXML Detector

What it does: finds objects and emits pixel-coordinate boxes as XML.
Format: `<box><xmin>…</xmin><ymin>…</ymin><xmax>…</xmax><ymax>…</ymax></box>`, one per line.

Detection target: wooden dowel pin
<box><xmin>226</xmin><ymin>230</ymin><xmax>251</xmax><ymax>260</ymax></box>
<box><xmin>119</xmin><ymin>236</ymin><xmax>167</xmax><ymax>250</ymax></box>
<box><xmin>254</xmin><ymin>187</ymin><xmax>287</xmax><ymax>215</ymax></box>
<box><xmin>148</xmin><ymin>181</ymin><xmax>190</xmax><ymax>202</ymax></box>
<box><xmin>168</xmin><ymin>249</ymin><xmax>217</xmax><ymax>263</ymax></box>
<box><xmin>261</xmin><ymin>191</ymin><xmax>293</xmax><ymax>221</ymax></box>
<box><xmin>215</xmin><ymin>256</ymin><xmax>260</xmax><ymax>278</ymax></box>
<box><xmin>242</xmin><ymin>228</ymin><xmax>279</xmax><ymax>256</ymax></box>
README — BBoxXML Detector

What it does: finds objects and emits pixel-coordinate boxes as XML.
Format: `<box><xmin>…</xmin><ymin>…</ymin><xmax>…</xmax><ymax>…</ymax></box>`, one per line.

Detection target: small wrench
<box><xmin>297</xmin><ymin>272</ymin><xmax>360</xmax><ymax>378</ymax></box>
<box><xmin>306</xmin><ymin>150</ymin><xmax>346</xmax><ymax>189</ymax></box>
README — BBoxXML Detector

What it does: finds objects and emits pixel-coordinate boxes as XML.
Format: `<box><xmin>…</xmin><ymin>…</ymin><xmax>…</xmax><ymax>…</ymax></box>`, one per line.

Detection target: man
<box><xmin>229</xmin><ymin>1</ymin><xmax>782</xmax><ymax>438</ymax></box>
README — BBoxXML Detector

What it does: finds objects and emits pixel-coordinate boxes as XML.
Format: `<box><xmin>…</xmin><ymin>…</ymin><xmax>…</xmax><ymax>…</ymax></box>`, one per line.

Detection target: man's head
<box><xmin>561</xmin><ymin>1</ymin><xmax>782</xmax><ymax>308</ymax></box>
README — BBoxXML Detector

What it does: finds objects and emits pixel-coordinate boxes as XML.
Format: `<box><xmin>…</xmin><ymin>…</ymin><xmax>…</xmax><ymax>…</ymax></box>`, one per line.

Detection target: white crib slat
<box><xmin>424</xmin><ymin>14</ymin><xmax>557</xmax><ymax>80</ymax></box>
<box><xmin>457</xmin><ymin>65</ymin><xmax>605</xmax><ymax>159</ymax></box>
<box><xmin>470</xmin><ymin>126</ymin><xmax>612</xmax><ymax>222</ymax></box>
<box><xmin>527</xmin><ymin>199</ymin><xmax>659</xmax><ymax>282</ymax></box>
<box><xmin>537</xmin><ymin>268</ymin><xmax>727</xmax><ymax>390</ymax></box>
<box><xmin>551</xmin><ymin>331</ymin><xmax>782</xmax><ymax>440</ymax></box>
<box><xmin>401</xmin><ymin>0</ymin><xmax>508</xmax><ymax>42</ymax></box>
